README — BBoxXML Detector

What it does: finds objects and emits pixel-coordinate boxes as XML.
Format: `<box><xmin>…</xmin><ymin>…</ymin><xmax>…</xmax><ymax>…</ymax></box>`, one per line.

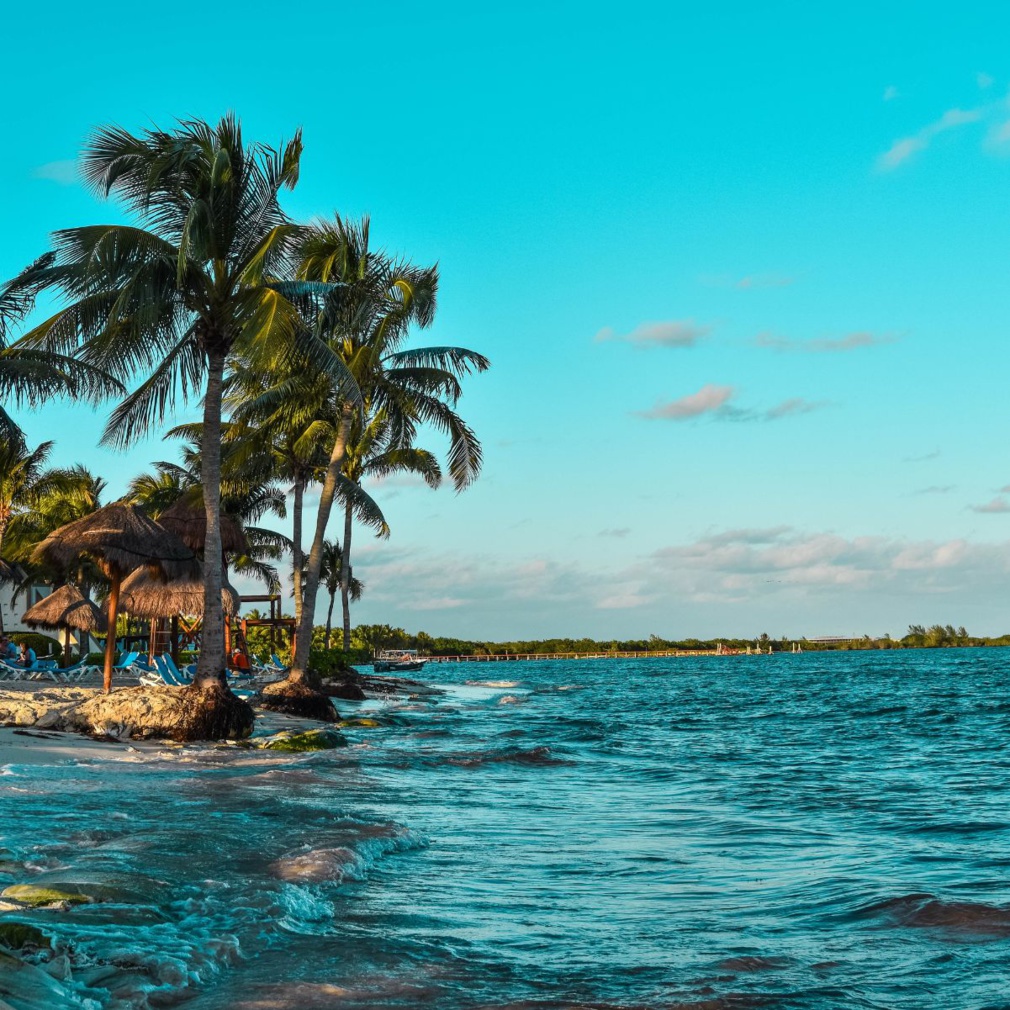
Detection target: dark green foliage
<box><xmin>308</xmin><ymin>648</ymin><xmax>368</xmax><ymax>676</ymax></box>
<box><xmin>7</xmin><ymin>632</ymin><xmax>61</xmax><ymax>657</ymax></box>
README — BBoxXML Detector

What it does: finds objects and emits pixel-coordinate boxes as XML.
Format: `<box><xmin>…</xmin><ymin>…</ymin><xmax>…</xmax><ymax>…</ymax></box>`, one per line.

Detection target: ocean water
<box><xmin>4</xmin><ymin>649</ymin><xmax>1010</xmax><ymax>1009</ymax></box>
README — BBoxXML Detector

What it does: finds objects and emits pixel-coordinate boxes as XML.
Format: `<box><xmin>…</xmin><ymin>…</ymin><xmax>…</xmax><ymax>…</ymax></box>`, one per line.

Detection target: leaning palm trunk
<box><xmin>291</xmin><ymin>402</ymin><xmax>354</xmax><ymax>680</ymax></box>
<box><xmin>195</xmin><ymin>350</ymin><xmax>226</xmax><ymax>687</ymax></box>
<box><xmin>340</xmin><ymin>497</ymin><xmax>354</xmax><ymax>651</ymax></box>
<box><xmin>291</xmin><ymin>478</ymin><xmax>304</xmax><ymax>626</ymax></box>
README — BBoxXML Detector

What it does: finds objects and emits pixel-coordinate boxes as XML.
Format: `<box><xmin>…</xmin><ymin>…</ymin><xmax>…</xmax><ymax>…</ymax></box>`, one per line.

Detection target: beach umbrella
<box><xmin>32</xmin><ymin>503</ymin><xmax>197</xmax><ymax>692</ymax></box>
<box><xmin>22</xmin><ymin>583</ymin><xmax>107</xmax><ymax>663</ymax></box>
<box><xmin>158</xmin><ymin>496</ymin><xmax>248</xmax><ymax>555</ymax></box>
<box><xmin>119</xmin><ymin>566</ymin><xmax>241</xmax><ymax>618</ymax></box>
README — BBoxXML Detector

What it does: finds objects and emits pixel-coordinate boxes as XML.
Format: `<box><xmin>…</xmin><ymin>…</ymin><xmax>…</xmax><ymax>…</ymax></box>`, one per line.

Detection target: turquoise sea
<box><xmin>4</xmin><ymin>649</ymin><xmax>1010</xmax><ymax>1009</ymax></box>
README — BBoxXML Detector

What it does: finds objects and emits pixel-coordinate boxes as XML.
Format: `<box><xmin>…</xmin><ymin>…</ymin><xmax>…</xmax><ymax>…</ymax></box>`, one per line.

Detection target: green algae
<box><xmin>263</xmin><ymin>728</ymin><xmax>347</xmax><ymax>752</ymax></box>
<box><xmin>0</xmin><ymin>923</ymin><xmax>50</xmax><ymax>951</ymax></box>
<box><xmin>0</xmin><ymin>885</ymin><xmax>92</xmax><ymax>907</ymax></box>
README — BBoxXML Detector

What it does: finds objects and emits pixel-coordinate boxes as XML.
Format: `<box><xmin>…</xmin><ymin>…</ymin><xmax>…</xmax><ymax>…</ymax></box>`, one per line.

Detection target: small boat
<box><xmin>372</xmin><ymin>649</ymin><xmax>426</xmax><ymax>673</ymax></box>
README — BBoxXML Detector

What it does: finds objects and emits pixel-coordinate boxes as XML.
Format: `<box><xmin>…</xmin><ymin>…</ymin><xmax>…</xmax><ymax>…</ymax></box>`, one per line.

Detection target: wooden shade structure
<box><xmin>23</xmin><ymin>583</ymin><xmax>107</xmax><ymax>665</ymax></box>
<box><xmin>32</xmin><ymin>504</ymin><xmax>198</xmax><ymax>692</ymax></box>
<box><xmin>119</xmin><ymin>567</ymin><xmax>240</xmax><ymax>618</ymax></box>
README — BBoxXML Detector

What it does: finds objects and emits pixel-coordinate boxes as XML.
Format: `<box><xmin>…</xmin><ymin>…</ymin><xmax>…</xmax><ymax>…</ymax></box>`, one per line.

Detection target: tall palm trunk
<box><xmin>195</xmin><ymin>349</ymin><xmax>226</xmax><ymax>687</ymax></box>
<box><xmin>325</xmin><ymin>589</ymin><xmax>336</xmax><ymax>649</ymax></box>
<box><xmin>291</xmin><ymin>402</ymin><xmax>355</xmax><ymax>680</ymax></box>
<box><xmin>291</xmin><ymin>478</ymin><xmax>304</xmax><ymax>626</ymax></box>
<box><xmin>340</xmin><ymin>498</ymin><xmax>354</xmax><ymax>650</ymax></box>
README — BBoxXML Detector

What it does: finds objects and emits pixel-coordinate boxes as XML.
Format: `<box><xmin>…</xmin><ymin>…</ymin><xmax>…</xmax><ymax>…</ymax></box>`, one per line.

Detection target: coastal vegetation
<box><xmin>0</xmin><ymin>113</ymin><xmax>488</xmax><ymax>730</ymax></box>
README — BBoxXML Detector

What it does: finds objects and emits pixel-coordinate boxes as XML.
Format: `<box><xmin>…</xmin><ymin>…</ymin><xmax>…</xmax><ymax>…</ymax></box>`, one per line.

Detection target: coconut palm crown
<box><xmin>13</xmin><ymin>115</ymin><xmax>358</xmax><ymax>685</ymax></box>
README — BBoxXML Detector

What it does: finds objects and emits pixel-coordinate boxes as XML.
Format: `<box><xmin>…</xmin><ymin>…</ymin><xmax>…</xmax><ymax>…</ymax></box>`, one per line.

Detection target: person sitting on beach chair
<box><xmin>1</xmin><ymin>638</ymin><xmax>16</xmax><ymax>661</ymax></box>
<box><xmin>17</xmin><ymin>642</ymin><xmax>36</xmax><ymax>668</ymax></box>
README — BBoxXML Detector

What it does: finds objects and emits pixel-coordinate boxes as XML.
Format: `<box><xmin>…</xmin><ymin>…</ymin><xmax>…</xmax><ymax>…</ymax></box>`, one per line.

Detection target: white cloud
<box><xmin>599</xmin><ymin>528</ymin><xmax>630</xmax><ymax>538</ymax></box>
<box><xmin>878</xmin><ymin>106</ymin><xmax>984</xmax><ymax>170</ymax></box>
<box><xmin>336</xmin><ymin>528</ymin><xmax>1010</xmax><ymax>639</ymax></box>
<box><xmin>977</xmin><ymin>72</ymin><xmax>994</xmax><ymax>90</ymax></box>
<box><xmin>636</xmin><ymin>383</ymin><xmax>735</xmax><ymax>420</ymax></box>
<box><xmin>914</xmin><ymin>485</ymin><xmax>955</xmax><ymax>495</ymax></box>
<box><xmin>594</xmin><ymin>320</ymin><xmax>711</xmax><ymax>348</ymax></box>
<box><xmin>903</xmin><ymin>449</ymin><xmax>941</xmax><ymax>463</ymax></box>
<box><xmin>32</xmin><ymin>160</ymin><xmax>78</xmax><ymax>185</ymax></box>
<box><xmin>971</xmin><ymin>497</ymin><xmax>1010</xmax><ymax>514</ymax></box>
<box><xmin>756</xmin><ymin>331</ymin><xmax>897</xmax><ymax>353</ymax></box>
<box><xmin>764</xmin><ymin>397</ymin><xmax>829</xmax><ymax>420</ymax></box>
<box><xmin>883</xmin><ymin>85</ymin><xmax>899</xmax><ymax>102</ymax></box>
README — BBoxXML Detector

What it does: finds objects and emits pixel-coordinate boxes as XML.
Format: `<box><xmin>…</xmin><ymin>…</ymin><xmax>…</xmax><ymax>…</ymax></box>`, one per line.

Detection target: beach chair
<box><xmin>138</xmin><ymin>655</ymin><xmax>184</xmax><ymax>687</ymax></box>
<box><xmin>268</xmin><ymin>654</ymin><xmax>289</xmax><ymax>673</ymax></box>
<box><xmin>163</xmin><ymin>655</ymin><xmax>193</xmax><ymax>684</ymax></box>
<box><xmin>55</xmin><ymin>658</ymin><xmax>97</xmax><ymax>682</ymax></box>
<box><xmin>110</xmin><ymin>651</ymin><xmax>141</xmax><ymax>675</ymax></box>
<box><xmin>0</xmin><ymin>661</ymin><xmax>23</xmax><ymax>681</ymax></box>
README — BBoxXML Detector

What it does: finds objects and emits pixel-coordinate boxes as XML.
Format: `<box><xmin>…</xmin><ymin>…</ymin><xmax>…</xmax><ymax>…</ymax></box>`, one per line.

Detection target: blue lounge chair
<box><xmin>163</xmin><ymin>654</ymin><xmax>193</xmax><ymax>684</ymax></box>
<box><xmin>110</xmin><ymin>651</ymin><xmax>141</xmax><ymax>674</ymax></box>
<box><xmin>51</xmin><ymin>658</ymin><xmax>96</xmax><ymax>683</ymax></box>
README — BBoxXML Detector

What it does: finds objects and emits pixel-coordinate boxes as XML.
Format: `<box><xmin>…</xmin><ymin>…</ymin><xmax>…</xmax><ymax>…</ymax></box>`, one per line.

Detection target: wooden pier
<box><xmin>424</xmin><ymin>650</ymin><xmax>721</xmax><ymax>663</ymax></box>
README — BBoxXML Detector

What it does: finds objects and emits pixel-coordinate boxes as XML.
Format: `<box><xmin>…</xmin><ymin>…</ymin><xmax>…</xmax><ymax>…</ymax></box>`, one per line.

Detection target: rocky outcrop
<box><xmin>58</xmin><ymin>683</ymin><xmax>254</xmax><ymax>742</ymax></box>
<box><xmin>0</xmin><ymin>688</ymin><xmax>93</xmax><ymax>728</ymax></box>
<box><xmin>258</xmin><ymin>679</ymin><xmax>339</xmax><ymax>722</ymax></box>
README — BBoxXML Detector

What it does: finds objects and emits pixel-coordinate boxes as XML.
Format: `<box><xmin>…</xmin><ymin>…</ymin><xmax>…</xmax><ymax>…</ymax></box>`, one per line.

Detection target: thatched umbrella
<box><xmin>23</xmin><ymin>583</ymin><xmax>107</xmax><ymax>664</ymax></box>
<box><xmin>32</xmin><ymin>504</ymin><xmax>198</xmax><ymax>692</ymax></box>
<box><xmin>158</xmin><ymin>496</ymin><xmax>248</xmax><ymax>555</ymax></box>
<box><xmin>120</xmin><ymin>567</ymin><xmax>240</xmax><ymax>618</ymax></box>
<box><xmin>120</xmin><ymin>566</ymin><xmax>241</xmax><ymax>665</ymax></box>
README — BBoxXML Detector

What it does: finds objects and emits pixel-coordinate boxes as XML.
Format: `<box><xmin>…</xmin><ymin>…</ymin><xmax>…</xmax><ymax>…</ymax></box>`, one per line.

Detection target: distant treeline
<box><xmin>347</xmin><ymin>623</ymin><xmax>1010</xmax><ymax>656</ymax></box>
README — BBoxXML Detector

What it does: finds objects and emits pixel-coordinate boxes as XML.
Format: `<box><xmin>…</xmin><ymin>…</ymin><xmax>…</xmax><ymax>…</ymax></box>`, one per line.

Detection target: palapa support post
<box><xmin>171</xmin><ymin>616</ymin><xmax>180</xmax><ymax>666</ymax></box>
<box><xmin>103</xmin><ymin>574</ymin><xmax>121</xmax><ymax>694</ymax></box>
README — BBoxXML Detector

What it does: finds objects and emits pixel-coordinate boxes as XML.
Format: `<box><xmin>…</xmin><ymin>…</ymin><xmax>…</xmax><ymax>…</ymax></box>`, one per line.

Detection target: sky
<box><xmin>4</xmin><ymin>1</ymin><xmax>1010</xmax><ymax>640</ymax></box>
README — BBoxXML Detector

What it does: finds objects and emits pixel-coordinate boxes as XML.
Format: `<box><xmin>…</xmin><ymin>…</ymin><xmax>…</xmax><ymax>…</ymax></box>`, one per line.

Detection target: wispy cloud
<box><xmin>977</xmin><ymin>71</ymin><xmax>994</xmax><ymax>90</ymax></box>
<box><xmin>595</xmin><ymin>320</ymin><xmax>711</xmax><ymax>348</ymax></box>
<box><xmin>32</xmin><ymin>160</ymin><xmax>78</xmax><ymax>185</ymax></box>
<box><xmin>903</xmin><ymin>449</ymin><xmax>941</xmax><ymax>463</ymax></box>
<box><xmin>971</xmin><ymin>497</ymin><xmax>1010</xmax><ymax>514</ymax></box>
<box><xmin>883</xmin><ymin>85</ymin><xmax>899</xmax><ymax>102</ymax></box>
<box><xmin>764</xmin><ymin>397</ymin><xmax>829</xmax><ymax>420</ymax></box>
<box><xmin>878</xmin><ymin>106</ymin><xmax>984</xmax><ymax>170</ymax></box>
<box><xmin>599</xmin><ymin>528</ymin><xmax>631</xmax><ymax>538</ymax></box>
<box><xmin>756</xmin><ymin>331</ymin><xmax>897</xmax><ymax>353</ymax></box>
<box><xmin>914</xmin><ymin>485</ymin><xmax>955</xmax><ymax>495</ymax></box>
<box><xmin>636</xmin><ymin>386</ymin><xmax>828</xmax><ymax>423</ymax></box>
<box><xmin>636</xmin><ymin>383</ymin><xmax>735</xmax><ymax>420</ymax></box>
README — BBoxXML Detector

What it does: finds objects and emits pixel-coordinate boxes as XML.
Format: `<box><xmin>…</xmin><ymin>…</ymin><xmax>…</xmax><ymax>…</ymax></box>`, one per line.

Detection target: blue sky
<box><xmin>5</xmin><ymin>1</ymin><xmax>1010</xmax><ymax>639</ymax></box>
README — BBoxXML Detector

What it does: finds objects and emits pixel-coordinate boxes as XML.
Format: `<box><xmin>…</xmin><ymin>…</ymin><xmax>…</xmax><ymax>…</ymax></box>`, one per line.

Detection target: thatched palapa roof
<box><xmin>158</xmin><ymin>496</ymin><xmax>248</xmax><ymax>555</ymax></box>
<box><xmin>23</xmin><ymin>583</ymin><xmax>107</xmax><ymax>633</ymax></box>
<box><xmin>119</xmin><ymin>566</ymin><xmax>241</xmax><ymax>619</ymax></box>
<box><xmin>32</xmin><ymin>503</ymin><xmax>198</xmax><ymax>580</ymax></box>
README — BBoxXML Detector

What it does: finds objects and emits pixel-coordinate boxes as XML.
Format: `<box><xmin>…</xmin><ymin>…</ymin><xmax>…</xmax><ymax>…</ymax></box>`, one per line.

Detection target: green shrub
<box><xmin>8</xmin><ymin>633</ymin><xmax>62</xmax><ymax>657</ymax></box>
<box><xmin>308</xmin><ymin>648</ymin><xmax>368</xmax><ymax>678</ymax></box>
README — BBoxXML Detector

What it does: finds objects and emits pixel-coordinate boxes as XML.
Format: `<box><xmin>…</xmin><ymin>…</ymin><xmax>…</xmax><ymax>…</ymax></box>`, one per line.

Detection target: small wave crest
<box><xmin>446</xmin><ymin>745</ymin><xmax>572</xmax><ymax>768</ymax></box>
<box><xmin>269</xmin><ymin>822</ymin><xmax>425</xmax><ymax>885</ymax></box>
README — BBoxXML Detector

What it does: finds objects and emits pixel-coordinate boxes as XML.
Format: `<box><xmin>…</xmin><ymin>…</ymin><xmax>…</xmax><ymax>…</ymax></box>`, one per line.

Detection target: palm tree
<box><xmin>0</xmin><ymin>258</ymin><xmax>122</xmax><ymax>447</ymax></box>
<box><xmin>223</xmin><ymin>359</ymin><xmax>387</xmax><ymax>627</ymax></box>
<box><xmin>336</xmin><ymin>409</ymin><xmax>441</xmax><ymax>648</ymax></box>
<box><xmin>318</xmin><ymin>539</ymin><xmax>362</xmax><ymax>649</ymax></box>
<box><xmin>289</xmin><ymin>216</ymin><xmax>489</xmax><ymax>677</ymax></box>
<box><xmin>1</xmin><ymin>453</ymin><xmax>106</xmax><ymax>634</ymax></box>
<box><xmin>12</xmin><ymin>115</ymin><xmax>356</xmax><ymax>686</ymax></box>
